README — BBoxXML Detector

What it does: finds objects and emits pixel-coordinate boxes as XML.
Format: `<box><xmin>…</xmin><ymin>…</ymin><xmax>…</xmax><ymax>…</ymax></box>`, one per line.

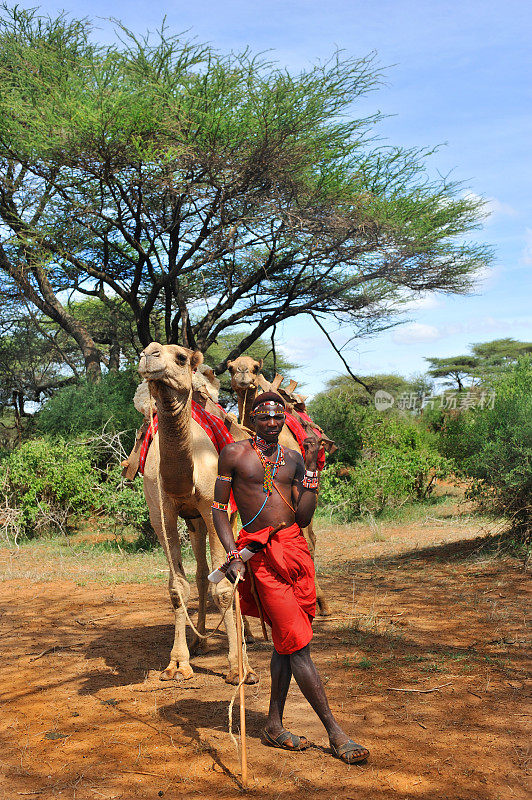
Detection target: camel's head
<box><xmin>227</xmin><ymin>355</ymin><xmax>263</xmax><ymax>392</ymax></box>
<box><xmin>138</xmin><ymin>342</ymin><xmax>203</xmax><ymax>395</ymax></box>
<box><xmin>192</xmin><ymin>363</ymin><xmax>221</xmax><ymax>402</ymax></box>
<box><xmin>133</xmin><ymin>380</ymin><xmax>156</xmax><ymax>420</ymax></box>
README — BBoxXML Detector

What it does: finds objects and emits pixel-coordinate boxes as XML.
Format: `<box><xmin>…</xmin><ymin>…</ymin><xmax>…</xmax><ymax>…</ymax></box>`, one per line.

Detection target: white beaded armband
<box><xmin>302</xmin><ymin>469</ymin><xmax>319</xmax><ymax>490</ymax></box>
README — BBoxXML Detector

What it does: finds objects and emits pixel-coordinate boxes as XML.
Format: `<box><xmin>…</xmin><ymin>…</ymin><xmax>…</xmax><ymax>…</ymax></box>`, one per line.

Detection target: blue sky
<box><xmin>35</xmin><ymin>0</ymin><xmax>532</xmax><ymax>394</ymax></box>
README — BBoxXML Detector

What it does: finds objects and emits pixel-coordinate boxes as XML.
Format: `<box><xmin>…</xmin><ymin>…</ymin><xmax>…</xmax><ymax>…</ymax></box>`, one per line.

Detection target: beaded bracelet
<box><xmin>302</xmin><ymin>471</ymin><xmax>319</xmax><ymax>490</ymax></box>
<box><xmin>225</xmin><ymin>549</ymin><xmax>242</xmax><ymax>564</ymax></box>
<box><xmin>216</xmin><ymin>475</ymin><xmax>232</xmax><ymax>483</ymax></box>
<box><xmin>212</xmin><ymin>500</ymin><xmax>229</xmax><ymax>511</ymax></box>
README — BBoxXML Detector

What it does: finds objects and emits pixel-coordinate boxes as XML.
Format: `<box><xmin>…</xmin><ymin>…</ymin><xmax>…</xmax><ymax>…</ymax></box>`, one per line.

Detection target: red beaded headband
<box><xmin>251</xmin><ymin>401</ymin><xmax>285</xmax><ymax>417</ymax></box>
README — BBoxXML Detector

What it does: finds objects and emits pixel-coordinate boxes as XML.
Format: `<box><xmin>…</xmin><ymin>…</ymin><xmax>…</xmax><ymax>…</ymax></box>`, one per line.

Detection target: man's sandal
<box><xmin>263</xmin><ymin>729</ymin><xmax>309</xmax><ymax>751</ymax></box>
<box><xmin>330</xmin><ymin>739</ymin><xmax>370</xmax><ymax>764</ymax></box>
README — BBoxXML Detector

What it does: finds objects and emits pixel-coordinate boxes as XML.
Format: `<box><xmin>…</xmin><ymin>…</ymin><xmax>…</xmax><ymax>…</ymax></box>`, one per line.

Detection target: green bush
<box><xmin>1</xmin><ymin>437</ymin><xmax>96</xmax><ymax>535</ymax></box>
<box><xmin>318</xmin><ymin>414</ymin><xmax>452</xmax><ymax>520</ymax></box>
<box><xmin>36</xmin><ymin>370</ymin><xmax>141</xmax><ymax>450</ymax></box>
<box><xmin>308</xmin><ymin>389</ymin><xmax>369</xmax><ymax>465</ymax></box>
<box><xmin>438</xmin><ymin>358</ymin><xmax>532</xmax><ymax>544</ymax></box>
<box><xmin>0</xmin><ymin>433</ymin><xmax>153</xmax><ymax>541</ymax></box>
<box><xmin>97</xmin><ymin>463</ymin><xmax>152</xmax><ymax>538</ymax></box>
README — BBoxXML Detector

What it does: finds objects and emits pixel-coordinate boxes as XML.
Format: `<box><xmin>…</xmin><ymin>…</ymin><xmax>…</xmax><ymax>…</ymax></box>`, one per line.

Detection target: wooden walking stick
<box><xmin>234</xmin><ymin>585</ymin><xmax>248</xmax><ymax>788</ymax></box>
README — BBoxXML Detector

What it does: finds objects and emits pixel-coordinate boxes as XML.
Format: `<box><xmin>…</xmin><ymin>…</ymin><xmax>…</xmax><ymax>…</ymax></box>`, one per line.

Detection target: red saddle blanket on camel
<box><xmin>138</xmin><ymin>401</ymin><xmax>237</xmax><ymax>513</ymax></box>
<box><xmin>236</xmin><ymin>522</ymin><xmax>316</xmax><ymax>655</ymax></box>
<box><xmin>284</xmin><ymin>412</ymin><xmax>326</xmax><ymax>471</ymax></box>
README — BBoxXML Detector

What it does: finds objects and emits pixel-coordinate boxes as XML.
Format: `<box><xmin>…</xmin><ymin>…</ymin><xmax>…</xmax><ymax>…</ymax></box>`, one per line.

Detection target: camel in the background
<box><xmin>138</xmin><ymin>343</ymin><xmax>257</xmax><ymax>684</ymax></box>
<box><xmin>227</xmin><ymin>355</ymin><xmax>331</xmax><ymax>615</ymax></box>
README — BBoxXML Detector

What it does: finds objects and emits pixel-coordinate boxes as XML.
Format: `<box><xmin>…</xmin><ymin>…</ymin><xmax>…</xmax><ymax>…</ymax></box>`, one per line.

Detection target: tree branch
<box><xmin>310</xmin><ymin>313</ymin><xmax>372</xmax><ymax>394</ymax></box>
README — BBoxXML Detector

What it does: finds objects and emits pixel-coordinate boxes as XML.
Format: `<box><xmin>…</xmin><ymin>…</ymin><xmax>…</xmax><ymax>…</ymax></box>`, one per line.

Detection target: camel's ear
<box><xmin>190</xmin><ymin>350</ymin><xmax>204</xmax><ymax>369</ymax></box>
<box><xmin>257</xmin><ymin>358</ymin><xmax>263</xmax><ymax>370</ymax></box>
<box><xmin>227</xmin><ymin>359</ymin><xmax>235</xmax><ymax>372</ymax></box>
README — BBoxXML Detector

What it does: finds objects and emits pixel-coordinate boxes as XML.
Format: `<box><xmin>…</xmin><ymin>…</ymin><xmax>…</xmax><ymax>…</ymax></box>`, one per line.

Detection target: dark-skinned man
<box><xmin>212</xmin><ymin>391</ymin><xmax>369</xmax><ymax>764</ymax></box>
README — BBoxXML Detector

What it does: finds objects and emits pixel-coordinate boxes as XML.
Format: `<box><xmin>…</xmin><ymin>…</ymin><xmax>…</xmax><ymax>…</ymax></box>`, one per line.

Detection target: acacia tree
<box><xmin>471</xmin><ymin>338</ymin><xmax>532</xmax><ymax>376</ymax></box>
<box><xmin>0</xmin><ymin>6</ymin><xmax>491</xmax><ymax>378</ymax></box>
<box><xmin>425</xmin><ymin>355</ymin><xmax>479</xmax><ymax>391</ymax></box>
<box><xmin>0</xmin><ymin>315</ymin><xmax>76</xmax><ymax>422</ymax></box>
<box><xmin>426</xmin><ymin>339</ymin><xmax>532</xmax><ymax>390</ymax></box>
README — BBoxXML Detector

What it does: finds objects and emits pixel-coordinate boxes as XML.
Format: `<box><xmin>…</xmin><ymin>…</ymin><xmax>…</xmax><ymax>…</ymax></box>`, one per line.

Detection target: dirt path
<box><xmin>0</xmin><ymin>513</ymin><xmax>530</xmax><ymax>800</ymax></box>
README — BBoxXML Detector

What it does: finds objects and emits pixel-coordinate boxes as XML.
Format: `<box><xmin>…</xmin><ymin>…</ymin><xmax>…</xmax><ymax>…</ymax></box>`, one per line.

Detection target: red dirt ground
<box><xmin>0</xmin><ymin>512</ymin><xmax>530</xmax><ymax>800</ymax></box>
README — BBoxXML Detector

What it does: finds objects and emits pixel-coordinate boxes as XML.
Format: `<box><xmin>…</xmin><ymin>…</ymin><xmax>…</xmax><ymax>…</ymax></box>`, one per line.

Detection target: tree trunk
<box><xmin>0</xmin><ymin>244</ymin><xmax>103</xmax><ymax>382</ymax></box>
<box><xmin>137</xmin><ymin>316</ymin><xmax>152</xmax><ymax>348</ymax></box>
<box><xmin>12</xmin><ymin>392</ymin><xmax>22</xmax><ymax>444</ymax></box>
<box><xmin>15</xmin><ymin>390</ymin><xmax>25</xmax><ymax>418</ymax></box>
<box><xmin>76</xmin><ymin>329</ymin><xmax>102</xmax><ymax>383</ymax></box>
<box><xmin>108</xmin><ymin>339</ymin><xmax>121</xmax><ymax>371</ymax></box>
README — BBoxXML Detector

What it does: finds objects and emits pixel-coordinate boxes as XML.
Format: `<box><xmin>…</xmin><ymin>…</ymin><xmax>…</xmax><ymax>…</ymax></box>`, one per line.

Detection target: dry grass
<box><xmin>0</xmin><ymin>537</ymin><xmax>196</xmax><ymax>585</ymax></box>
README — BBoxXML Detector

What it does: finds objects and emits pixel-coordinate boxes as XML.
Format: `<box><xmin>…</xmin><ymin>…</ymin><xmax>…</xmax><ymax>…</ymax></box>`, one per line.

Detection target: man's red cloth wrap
<box><xmin>236</xmin><ymin>523</ymin><xmax>316</xmax><ymax>655</ymax></box>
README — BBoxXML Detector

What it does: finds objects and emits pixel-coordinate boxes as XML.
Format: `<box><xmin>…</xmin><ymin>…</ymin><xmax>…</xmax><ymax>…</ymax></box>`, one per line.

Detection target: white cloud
<box><xmin>392</xmin><ymin>323</ymin><xmax>441</xmax><ymax>344</ymax></box>
<box><xmin>485</xmin><ymin>197</ymin><xmax>518</xmax><ymax>220</ymax></box>
<box><xmin>473</xmin><ymin>262</ymin><xmax>500</xmax><ymax>288</ymax></box>
<box><xmin>465</xmin><ymin>192</ymin><xmax>517</xmax><ymax>225</ymax></box>
<box><xmin>277</xmin><ymin>335</ymin><xmax>327</xmax><ymax>362</ymax></box>
<box><xmin>401</xmin><ymin>292</ymin><xmax>441</xmax><ymax>312</ymax></box>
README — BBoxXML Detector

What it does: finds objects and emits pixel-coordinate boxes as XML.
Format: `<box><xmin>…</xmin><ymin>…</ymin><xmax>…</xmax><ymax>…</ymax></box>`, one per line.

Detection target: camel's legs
<box><xmin>302</xmin><ymin>523</ymin><xmax>331</xmax><ymax>616</ymax></box>
<box><xmin>186</xmin><ymin>517</ymin><xmax>210</xmax><ymax>653</ymax></box>
<box><xmin>143</xmin><ymin>477</ymin><xmax>193</xmax><ymax>680</ymax></box>
<box><xmin>198</xmin><ymin>501</ymin><xmax>259</xmax><ymax>686</ymax></box>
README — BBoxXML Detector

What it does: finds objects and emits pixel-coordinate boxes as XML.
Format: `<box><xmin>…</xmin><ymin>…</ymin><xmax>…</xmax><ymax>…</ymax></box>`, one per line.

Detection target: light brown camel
<box><xmin>227</xmin><ymin>355</ymin><xmax>332</xmax><ymax>615</ymax></box>
<box><xmin>138</xmin><ymin>342</ymin><xmax>257</xmax><ymax>684</ymax></box>
<box><xmin>133</xmin><ymin>371</ymin><xmax>256</xmax><ymax>642</ymax></box>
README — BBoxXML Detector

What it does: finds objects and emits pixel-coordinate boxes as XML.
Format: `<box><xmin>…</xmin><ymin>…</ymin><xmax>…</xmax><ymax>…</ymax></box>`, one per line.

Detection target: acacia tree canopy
<box><xmin>0</xmin><ymin>6</ymin><xmax>491</xmax><ymax>378</ymax></box>
<box><xmin>426</xmin><ymin>338</ymin><xmax>532</xmax><ymax>390</ymax></box>
<box><xmin>471</xmin><ymin>338</ymin><xmax>532</xmax><ymax>372</ymax></box>
<box><xmin>425</xmin><ymin>355</ymin><xmax>479</xmax><ymax>391</ymax></box>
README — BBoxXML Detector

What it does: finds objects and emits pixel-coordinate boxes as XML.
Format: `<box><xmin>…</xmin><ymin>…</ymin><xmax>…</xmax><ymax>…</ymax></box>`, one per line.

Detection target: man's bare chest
<box><xmin>234</xmin><ymin>447</ymin><xmax>295</xmax><ymax>488</ymax></box>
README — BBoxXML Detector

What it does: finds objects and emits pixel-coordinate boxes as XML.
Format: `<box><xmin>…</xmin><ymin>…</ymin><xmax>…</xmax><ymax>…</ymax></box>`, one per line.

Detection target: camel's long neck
<box><xmin>238</xmin><ymin>386</ymin><xmax>258</xmax><ymax>429</ymax></box>
<box><xmin>155</xmin><ymin>384</ymin><xmax>195</xmax><ymax>498</ymax></box>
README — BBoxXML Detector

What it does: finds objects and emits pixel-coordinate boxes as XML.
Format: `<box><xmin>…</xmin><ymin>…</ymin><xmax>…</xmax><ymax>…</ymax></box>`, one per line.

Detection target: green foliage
<box><xmin>1</xmin><ymin>437</ymin><xmax>95</xmax><ymax>535</ymax></box>
<box><xmin>67</xmin><ymin>297</ymin><xmax>142</xmax><ymax>369</ymax></box>
<box><xmin>318</xmin><ymin>412</ymin><xmax>451</xmax><ymax>520</ymax></box>
<box><xmin>97</xmin><ymin>463</ymin><xmax>152</xmax><ymax>539</ymax></box>
<box><xmin>308</xmin><ymin>389</ymin><xmax>368</xmax><ymax>464</ymax></box>
<box><xmin>0</xmin><ymin>432</ymin><xmax>152</xmax><ymax>541</ymax></box>
<box><xmin>438</xmin><ymin>358</ymin><xmax>532</xmax><ymax>542</ymax></box>
<box><xmin>0</xmin><ymin>4</ymin><xmax>491</xmax><ymax>377</ymax></box>
<box><xmin>425</xmin><ymin>355</ymin><xmax>478</xmax><ymax>391</ymax></box>
<box><xmin>425</xmin><ymin>339</ymin><xmax>532</xmax><ymax>392</ymax></box>
<box><xmin>322</xmin><ymin>374</ymin><xmax>410</xmax><ymax>405</ymax></box>
<box><xmin>309</xmin><ymin>375</ymin><xmax>439</xmax><ymax>463</ymax></box>
<box><xmin>0</xmin><ymin>315</ymin><xmax>75</xmax><ymax>408</ymax></box>
<box><xmin>471</xmin><ymin>338</ymin><xmax>532</xmax><ymax>380</ymax></box>
<box><xmin>36</xmin><ymin>370</ymin><xmax>140</xmax><ymax>450</ymax></box>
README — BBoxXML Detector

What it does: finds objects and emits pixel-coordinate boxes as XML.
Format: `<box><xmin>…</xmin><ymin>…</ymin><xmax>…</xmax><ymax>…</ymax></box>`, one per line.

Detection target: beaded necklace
<box><xmin>250</xmin><ymin>436</ymin><xmax>285</xmax><ymax>494</ymax></box>
<box><xmin>241</xmin><ymin>436</ymin><xmax>288</xmax><ymax>529</ymax></box>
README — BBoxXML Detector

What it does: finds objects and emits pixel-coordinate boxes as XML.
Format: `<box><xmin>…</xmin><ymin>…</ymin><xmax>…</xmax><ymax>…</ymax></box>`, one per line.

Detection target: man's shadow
<box><xmin>159</xmin><ymin>697</ymin><xmax>266</xmax><ymax>740</ymax></box>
